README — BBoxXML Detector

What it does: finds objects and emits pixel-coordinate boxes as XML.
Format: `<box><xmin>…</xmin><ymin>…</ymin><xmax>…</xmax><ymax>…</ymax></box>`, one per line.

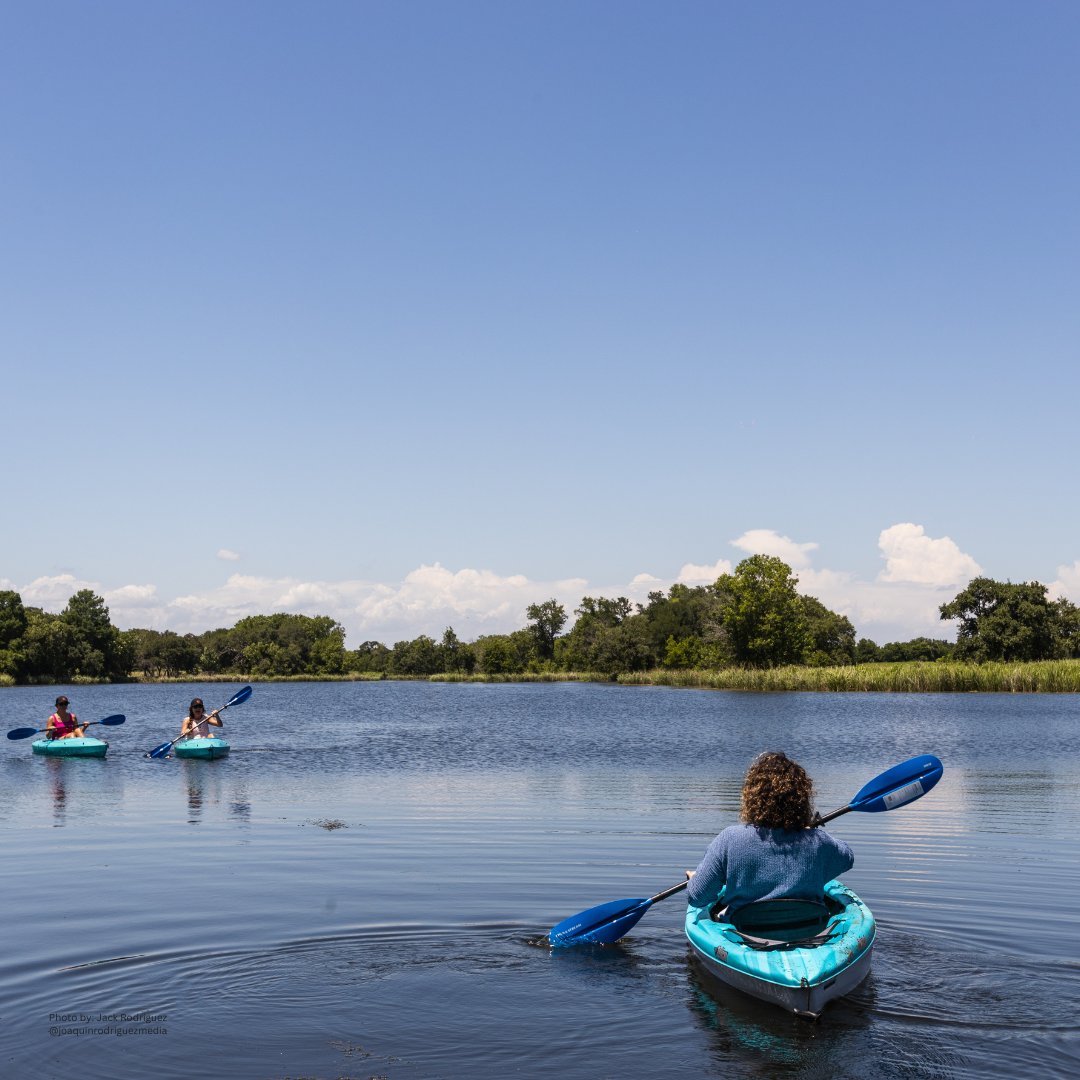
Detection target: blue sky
<box><xmin>4</xmin><ymin>1</ymin><xmax>1079</xmax><ymax>646</ymax></box>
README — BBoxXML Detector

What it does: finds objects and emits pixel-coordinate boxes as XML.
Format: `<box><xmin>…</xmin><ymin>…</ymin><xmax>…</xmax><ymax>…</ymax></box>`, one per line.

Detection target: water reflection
<box><xmin>36</xmin><ymin>754</ymin><xmax>123</xmax><ymax>829</ymax></box>
<box><xmin>47</xmin><ymin>758</ymin><xmax>66</xmax><ymax>827</ymax></box>
<box><xmin>685</xmin><ymin>951</ymin><xmax>872</xmax><ymax>1075</ymax></box>
<box><xmin>230</xmin><ymin>782</ymin><xmax>252</xmax><ymax>823</ymax></box>
<box><xmin>185</xmin><ymin>765</ymin><xmax>204</xmax><ymax>824</ymax></box>
<box><xmin>179</xmin><ymin>760</ymin><xmax>252</xmax><ymax>825</ymax></box>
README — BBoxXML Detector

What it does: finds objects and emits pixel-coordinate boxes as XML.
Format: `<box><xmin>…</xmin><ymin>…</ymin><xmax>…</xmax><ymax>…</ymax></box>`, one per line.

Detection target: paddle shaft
<box><xmin>650</xmin><ymin>880</ymin><xmax>689</xmax><ymax>904</ymax></box>
<box><xmin>7</xmin><ymin>715</ymin><xmax>125</xmax><ymax>741</ymax></box>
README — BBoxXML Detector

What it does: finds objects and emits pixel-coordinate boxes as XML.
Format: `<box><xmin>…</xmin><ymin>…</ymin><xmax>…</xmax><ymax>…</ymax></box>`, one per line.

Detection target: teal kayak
<box><xmin>32</xmin><ymin>737</ymin><xmax>108</xmax><ymax>758</ymax></box>
<box><xmin>175</xmin><ymin>736</ymin><xmax>230</xmax><ymax>760</ymax></box>
<box><xmin>685</xmin><ymin>879</ymin><xmax>875</xmax><ymax>1018</ymax></box>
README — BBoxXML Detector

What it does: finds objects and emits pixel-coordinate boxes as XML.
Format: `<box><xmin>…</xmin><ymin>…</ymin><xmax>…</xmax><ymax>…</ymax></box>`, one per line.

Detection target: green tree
<box><xmin>640</xmin><ymin>584</ymin><xmax>730</xmax><ymax>664</ymax></box>
<box><xmin>199</xmin><ymin>627</ymin><xmax>244</xmax><ymax>673</ymax></box>
<box><xmin>661</xmin><ymin>634</ymin><xmax>726</xmax><ymax>669</ymax></box>
<box><xmin>801</xmin><ymin>595</ymin><xmax>856</xmax><ymax>666</ymax></box>
<box><xmin>854</xmin><ymin>638</ymin><xmax>882</xmax><ymax>663</ymax></box>
<box><xmin>0</xmin><ymin>590</ymin><xmax>29</xmax><ymax>678</ymax></box>
<box><xmin>20</xmin><ymin>608</ymin><xmax>79</xmax><ymax>682</ymax></box>
<box><xmin>1053</xmin><ymin>598</ymin><xmax>1080</xmax><ymax>658</ymax></box>
<box><xmin>61</xmin><ymin>590</ymin><xmax>131</xmax><ymax>679</ymax></box>
<box><xmin>122</xmin><ymin>628</ymin><xmax>201</xmax><ymax>677</ymax></box>
<box><xmin>347</xmin><ymin>640</ymin><xmax>391</xmax><ymax>674</ymax></box>
<box><xmin>556</xmin><ymin>597</ymin><xmax>656</xmax><ymax>674</ymax></box>
<box><xmin>389</xmin><ymin>635</ymin><xmax>442</xmax><ymax>676</ymax></box>
<box><xmin>474</xmin><ymin>630</ymin><xmax>533</xmax><ymax>675</ymax></box>
<box><xmin>439</xmin><ymin>627</ymin><xmax>474</xmax><ymax>673</ymax></box>
<box><xmin>224</xmin><ymin>613</ymin><xmax>347</xmax><ymax>675</ymax></box>
<box><xmin>716</xmin><ymin>556</ymin><xmax>810</xmax><ymax>667</ymax></box>
<box><xmin>557</xmin><ymin>596</ymin><xmax>633</xmax><ymax>672</ymax></box>
<box><xmin>0</xmin><ymin>590</ymin><xmax>28</xmax><ymax>648</ymax></box>
<box><xmin>940</xmin><ymin>578</ymin><xmax>1062</xmax><ymax>661</ymax></box>
<box><xmin>879</xmin><ymin>637</ymin><xmax>954</xmax><ymax>662</ymax></box>
<box><xmin>525</xmin><ymin>600</ymin><xmax>567</xmax><ymax>663</ymax></box>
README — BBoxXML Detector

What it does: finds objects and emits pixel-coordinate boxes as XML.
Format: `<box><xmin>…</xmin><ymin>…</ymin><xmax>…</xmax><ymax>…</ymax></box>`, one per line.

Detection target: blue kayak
<box><xmin>685</xmin><ymin>879</ymin><xmax>875</xmax><ymax>1018</ymax></box>
<box><xmin>32</xmin><ymin>737</ymin><xmax>108</xmax><ymax>758</ymax></box>
<box><xmin>174</xmin><ymin>736</ymin><xmax>230</xmax><ymax>760</ymax></box>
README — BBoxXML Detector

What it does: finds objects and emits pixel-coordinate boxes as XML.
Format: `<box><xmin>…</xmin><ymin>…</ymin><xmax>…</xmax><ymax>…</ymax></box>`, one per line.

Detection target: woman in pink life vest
<box><xmin>45</xmin><ymin>695</ymin><xmax>88</xmax><ymax>740</ymax></box>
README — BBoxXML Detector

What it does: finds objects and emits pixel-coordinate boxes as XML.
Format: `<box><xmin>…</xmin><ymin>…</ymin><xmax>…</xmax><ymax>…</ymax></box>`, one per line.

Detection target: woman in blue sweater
<box><xmin>686</xmin><ymin>751</ymin><xmax>853</xmax><ymax>916</ymax></box>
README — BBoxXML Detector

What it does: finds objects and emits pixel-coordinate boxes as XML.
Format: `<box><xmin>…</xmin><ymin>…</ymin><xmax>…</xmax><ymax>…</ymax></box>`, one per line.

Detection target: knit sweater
<box><xmin>686</xmin><ymin>822</ymin><xmax>854</xmax><ymax>914</ymax></box>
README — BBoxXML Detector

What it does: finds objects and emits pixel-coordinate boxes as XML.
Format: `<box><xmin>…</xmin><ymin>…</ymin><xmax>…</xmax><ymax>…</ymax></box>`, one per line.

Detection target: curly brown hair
<box><xmin>740</xmin><ymin>751</ymin><xmax>814</xmax><ymax>830</ymax></box>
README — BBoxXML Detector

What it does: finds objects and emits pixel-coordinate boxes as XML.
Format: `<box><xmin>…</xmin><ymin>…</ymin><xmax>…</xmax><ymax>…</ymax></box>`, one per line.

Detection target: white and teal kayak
<box><xmin>32</xmin><ymin>737</ymin><xmax>109</xmax><ymax>758</ymax></box>
<box><xmin>174</xmin><ymin>736</ymin><xmax>230</xmax><ymax>760</ymax></box>
<box><xmin>685</xmin><ymin>880</ymin><xmax>875</xmax><ymax>1018</ymax></box>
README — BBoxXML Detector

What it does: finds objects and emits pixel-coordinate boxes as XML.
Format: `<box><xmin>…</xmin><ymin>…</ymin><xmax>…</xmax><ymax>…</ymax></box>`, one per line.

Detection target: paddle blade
<box><xmin>224</xmin><ymin>686</ymin><xmax>252</xmax><ymax>709</ymax></box>
<box><xmin>549</xmin><ymin>897</ymin><xmax>650</xmax><ymax>946</ymax></box>
<box><xmin>97</xmin><ymin>714</ymin><xmax>126</xmax><ymax>726</ymax></box>
<box><xmin>849</xmin><ymin>754</ymin><xmax>943</xmax><ymax>813</ymax></box>
<box><xmin>147</xmin><ymin>741</ymin><xmax>173</xmax><ymax>759</ymax></box>
<box><xmin>7</xmin><ymin>727</ymin><xmax>42</xmax><ymax>741</ymax></box>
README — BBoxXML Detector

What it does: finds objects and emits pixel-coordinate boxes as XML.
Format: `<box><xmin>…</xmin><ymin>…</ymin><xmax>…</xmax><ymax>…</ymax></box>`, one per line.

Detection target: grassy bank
<box><xmin>429</xmin><ymin>671</ymin><xmax>605</xmax><ymax>684</ymax></box>
<box><xmin>616</xmin><ymin>659</ymin><xmax>1080</xmax><ymax>692</ymax></box>
<box><xmin>10</xmin><ymin>661</ymin><xmax>1080</xmax><ymax>692</ymax></box>
<box><xmin>130</xmin><ymin>672</ymin><xmax>390</xmax><ymax>683</ymax></box>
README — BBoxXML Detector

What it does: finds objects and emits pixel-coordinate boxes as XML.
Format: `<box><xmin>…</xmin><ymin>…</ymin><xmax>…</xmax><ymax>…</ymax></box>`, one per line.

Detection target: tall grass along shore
<box><xmin>616</xmin><ymin>660</ymin><xmax>1080</xmax><ymax>692</ymax></box>
<box><xmin>9</xmin><ymin>661</ymin><xmax>1080</xmax><ymax>692</ymax></box>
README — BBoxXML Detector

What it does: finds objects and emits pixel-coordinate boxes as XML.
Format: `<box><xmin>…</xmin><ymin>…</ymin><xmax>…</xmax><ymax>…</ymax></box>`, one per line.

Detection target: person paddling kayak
<box><xmin>179</xmin><ymin>698</ymin><xmax>223</xmax><ymax>741</ymax></box>
<box><xmin>686</xmin><ymin>751</ymin><xmax>854</xmax><ymax>917</ymax></box>
<box><xmin>45</xmin><ymin>696</ymin><xmax>88</xmax><ymax>740</ymax></box>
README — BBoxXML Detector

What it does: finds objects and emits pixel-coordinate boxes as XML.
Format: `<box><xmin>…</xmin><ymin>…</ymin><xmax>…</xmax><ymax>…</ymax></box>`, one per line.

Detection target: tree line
<box><xmin>3</xmin><ymin>557</ymin><xmax>1080</xmax><ymax>684</ymax></box>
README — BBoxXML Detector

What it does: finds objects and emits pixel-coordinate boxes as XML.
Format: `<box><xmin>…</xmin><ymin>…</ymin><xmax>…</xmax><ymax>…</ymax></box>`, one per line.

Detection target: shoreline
<box><xmin>5</xmin><ymin>659</ymin><xmax>1080</xmax><ymax>692</ymax></box>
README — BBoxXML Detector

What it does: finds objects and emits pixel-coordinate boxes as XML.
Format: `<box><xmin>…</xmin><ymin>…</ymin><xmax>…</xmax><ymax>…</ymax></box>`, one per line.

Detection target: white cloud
<box><xmin>21</xmin><ymin>574</ymin><xmax>87</xmax><ymax>606</ymax></box>
<box><xmin>877</xmin><ymin>523</ymin><xmax>981</xmax><ymax>586</ymax></box>
<box><xmin>1048</xmin><ymin>560</ymin><xmax>1080</xmax><ymax>603</ymax></box>
<box><xmin>731</xmin><ymin>529</ymin><xmax>818</xmax><ymax>569</ymax></box>
<box><xmin>164</xmin><ymin>565</ymin><xmax>592</xmax><ymax>643</ymax></box>
<box><xmin>5</xmin><ymin>524</ymin><xmax>988</xmax><ymax>646</ymax></box>
<box><xmin>217</xmin><ymin>549</ymin><xmax>241</xmax><ymax>562</ymax></box>
<box><xmin>103</xmin><ymin>584</ymin><xmax>158</xmax><ymax>607</ymax></box>
<box><xmin>676</xmin><ymin>559</ymin><xmax>733</xmax><ymax>584</ymax></box>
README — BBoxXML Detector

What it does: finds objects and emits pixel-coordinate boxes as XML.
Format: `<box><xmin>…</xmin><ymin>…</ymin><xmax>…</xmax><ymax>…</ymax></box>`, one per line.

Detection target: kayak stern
<box><xmin>685</xmin><ymin>880</ymin><xmax>875</xmax><ymax>1018</ymax></box>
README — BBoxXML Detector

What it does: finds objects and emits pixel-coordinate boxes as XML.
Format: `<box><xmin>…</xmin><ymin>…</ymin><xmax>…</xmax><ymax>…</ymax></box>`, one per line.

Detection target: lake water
<box><xmin>2</xmin><ymin>681</ymin><xmax>1077</xmax><ymax>1079</ymax></box>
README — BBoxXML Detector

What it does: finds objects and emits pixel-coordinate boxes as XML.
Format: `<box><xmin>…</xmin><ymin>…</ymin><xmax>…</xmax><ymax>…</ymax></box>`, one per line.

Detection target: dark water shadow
<box><xmin>685</xmin><ymin>950</ymin><xmax>874</xmax><ymax>1077</ymax></box>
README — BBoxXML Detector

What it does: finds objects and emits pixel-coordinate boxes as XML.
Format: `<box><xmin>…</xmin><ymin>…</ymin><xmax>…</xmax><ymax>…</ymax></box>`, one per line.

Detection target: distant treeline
<box><xmin>2</xmin><ymin>557</ymin><xmax>1079</xmax><ymax>685</ymax></box>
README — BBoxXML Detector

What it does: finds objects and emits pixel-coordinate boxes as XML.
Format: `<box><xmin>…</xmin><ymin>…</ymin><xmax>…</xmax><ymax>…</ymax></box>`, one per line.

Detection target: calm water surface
<box><xmin>1</xmin><ymin>681</ymin><xmax>1077</xmax><ymax>1079</ymax></box>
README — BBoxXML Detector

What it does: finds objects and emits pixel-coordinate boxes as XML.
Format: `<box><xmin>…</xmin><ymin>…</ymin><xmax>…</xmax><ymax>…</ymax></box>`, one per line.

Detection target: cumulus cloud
<box><xmin>21</xmin><ymin>574</ymin><xmax>88</xmax><ymax>606</ymax></box>
<box><xmin>217</xmin><ymin>549</ymin><xmax>241</xmax><ymax>562</ymax></box>
<box><xmin>103</xmin><ymin>584</ymin><xmax>158</xmax><ymax>607</ymax></box>
<box><xmin>676</xmin><ymin>559</ymin><xmax>733</xmax><ymax>584</ymax></box>
<box><xmin>4</xmin><ymin>523</ymin><xmax>992</xmax><ymax>646</ymax></box>
<box><xmin>1048</xmin><ymin>561</ymin><xmax>1080</xmax><ymax>603</ymax></box>
<box><xmin>731</xmin><ymin>529</ymin><xmax>818</xmax><ymax>569</ymax></box>
<box><xmin>165</xmin><ymin>565</ymin><xmax>592</xmax><ymax>643</ymax></box>
<box><xmin>877</xmin><ymin>523</ymin><xmax>981</xmax><ymax>586</ymax></box>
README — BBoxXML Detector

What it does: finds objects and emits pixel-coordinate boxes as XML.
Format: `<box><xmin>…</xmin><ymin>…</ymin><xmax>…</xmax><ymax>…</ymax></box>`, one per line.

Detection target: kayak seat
<box><xmin>713</xmin><ymin>897</ymin><xmax>840</xmax><ymax>951</ymax></box>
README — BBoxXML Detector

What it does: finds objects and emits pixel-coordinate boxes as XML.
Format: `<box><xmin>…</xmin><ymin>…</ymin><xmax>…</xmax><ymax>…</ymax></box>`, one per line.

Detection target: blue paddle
<box><xmin>548</xmin><ymin>754</ymin><xmax>944</xmax><ymax>947</ymax></box>
<box><xmin>6</xmin><ymin>714</ymin><xmax>126</xmax><ymax>741</ymax></box>
<box><xmin>146</xmin><ymin>685</ymin><xmax>252</xmax><ymax>759</ymax></box>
